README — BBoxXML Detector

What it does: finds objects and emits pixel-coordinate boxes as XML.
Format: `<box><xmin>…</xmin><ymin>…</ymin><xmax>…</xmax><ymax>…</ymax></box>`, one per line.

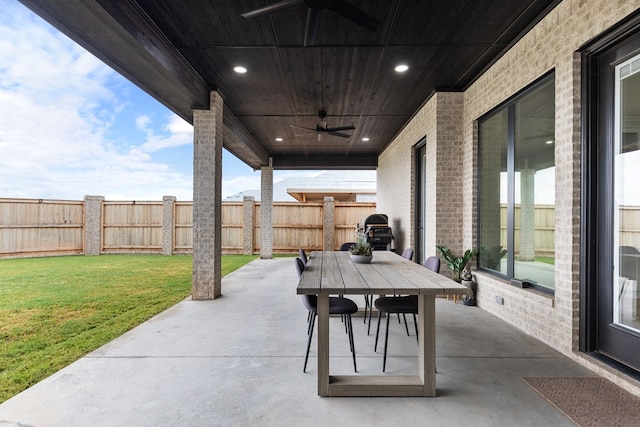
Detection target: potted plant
<box><xmin>349</xmin><ymin>240</ymin><xmax>373</xmax><ymax>264</ymax></box>
<box><xmin>436</xmin><ymin>245</ymin><xmax>478</xmax><ymax>305</ymax></box>
<box><xmin>478</xmin><ymin>245</ymin><xmax>507</xmax><ymax>270</ymax></box>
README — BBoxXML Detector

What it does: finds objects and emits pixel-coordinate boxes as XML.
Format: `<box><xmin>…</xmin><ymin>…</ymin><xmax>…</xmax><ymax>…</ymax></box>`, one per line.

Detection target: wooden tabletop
<box><xmin>297</xmin><ymin>250</ymin><xmax>467</xmax><ymax>297</ymax></box>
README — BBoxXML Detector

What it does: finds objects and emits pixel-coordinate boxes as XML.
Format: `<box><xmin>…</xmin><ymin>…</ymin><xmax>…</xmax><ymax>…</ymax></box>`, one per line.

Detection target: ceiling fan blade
<box><xmin>241</xmin><ymin>0</ymin><xmax>303</xmax><ymax>19</ymax></box>
<box><xmin>289</xmin><ymin>124</ymin><xmax>316</xmax><ymax>131</ymax></box>
<box><xmin>303</xmin><ymin>8</ymin><xmax>324</xmax><ymax>46</ymax></box>
<box><xmin>325</xmin><ymin>125</ymin><xmax>355</xmax><ymax>132</ymax></box>
<box><xmin>328</xmin><ymin>0</ymin><xmax>382</xmax><ymax>32</ymax></box>
<box><xmin>328</xmin><ymin>131</ymin><xmax>351</xmax><ymax>138</ymax></box>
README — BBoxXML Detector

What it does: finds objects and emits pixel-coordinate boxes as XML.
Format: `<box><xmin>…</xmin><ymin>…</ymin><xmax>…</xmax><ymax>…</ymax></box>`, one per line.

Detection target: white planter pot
<box><xmin>349</xmin><ymin>254</ymin><xmax>372</xmax><ymax>264</ymax></box>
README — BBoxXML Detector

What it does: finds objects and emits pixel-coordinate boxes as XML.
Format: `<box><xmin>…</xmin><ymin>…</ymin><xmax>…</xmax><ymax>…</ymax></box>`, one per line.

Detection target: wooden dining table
<box><xmin>296</xmin><ymin>250</ymin><xmax>468</xmax><ymax>397</ymax></box>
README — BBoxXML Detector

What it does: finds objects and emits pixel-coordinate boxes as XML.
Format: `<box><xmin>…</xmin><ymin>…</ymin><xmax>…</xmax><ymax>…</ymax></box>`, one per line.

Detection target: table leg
<box><xmin>317</xmin><ymin>294</ymin><xmax>330</xmax><ymax>396</ymax></box>
<box><xmin>418</xmin><ymin>294</ymin><xmax>436</xmax><ymax>396</ymax></box>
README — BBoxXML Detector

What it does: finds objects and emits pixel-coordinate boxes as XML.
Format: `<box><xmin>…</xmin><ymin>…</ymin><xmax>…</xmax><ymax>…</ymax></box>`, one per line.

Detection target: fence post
<box><xmin>84</xmin><ymin>195</ymin><xmax>104</xmax><ymax>255</ymax></box>
<box><xmin>243</xmin><ymin>196</ymin><xmax>255</xmax><ymax>255</ymax></box>
<box><xmin>323</xmin><ymin>196</ymin><xmax>335</xmax><ymax>251</ymax></box>
<box><xmin>162</xmin><ymin>195</ymin><xmax>176</xmax><ymax>255</ymax></box>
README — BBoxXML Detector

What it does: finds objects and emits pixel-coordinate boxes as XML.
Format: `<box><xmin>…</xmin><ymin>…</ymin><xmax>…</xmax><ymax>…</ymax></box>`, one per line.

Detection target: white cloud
<box><xmin>0</xmin><ymin>1</ymin><xmax>376</xmax><ymax>203</ymax></box>
<box><xmin>135</xmin><ymin>115</ymin><xmax>152</xmax><ymax>130</ymax></box>
<box><xmin>0</xmin><ymin>1</ymin><xmax>195</xmax><ymax>201</ymax></box>
<box><xmin>138</xmin><ymin>114</ymin><xmax>193</xmax><ymax>153</ymax></box>
<box><xmin>222</xmin><ymin>174</ymin><xmax>261</xmax><ymax>199</ymax></box>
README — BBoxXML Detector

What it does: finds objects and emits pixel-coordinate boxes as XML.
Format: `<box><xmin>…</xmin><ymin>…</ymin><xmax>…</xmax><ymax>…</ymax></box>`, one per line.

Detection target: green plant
<box><xmin>435</xmin><ymin>245</ymin><xmax>478</xmax><ymax>282</ymax></box>
<box><xmin>479</xmin><ymin>245</ymin><xmax>507</xmax><ymax>270</ymax></box>
<box><xmin>349</xmin><ymin>240</ymin><xmax>372</xmax><ymax>256</ymax></box>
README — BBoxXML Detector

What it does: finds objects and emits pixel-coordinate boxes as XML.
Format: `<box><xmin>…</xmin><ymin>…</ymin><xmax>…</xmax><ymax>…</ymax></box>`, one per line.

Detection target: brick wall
<box><xmin>378</xmin><ymin>92</ymin><xmax>464</xmax><ymax>262</ymax></box>
<box><xmin>378</xmin><ymin>0</ymin><xmax>640</xmax><ymax>395</ymax></box>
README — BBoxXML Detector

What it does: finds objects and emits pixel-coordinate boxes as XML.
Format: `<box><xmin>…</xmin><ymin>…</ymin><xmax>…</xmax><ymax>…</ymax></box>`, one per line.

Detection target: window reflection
<box><xmin>478</xmin><ymin>74</ymin><xmax>555</xmax><ymax>291</ymax></box>
<box><xmin>614</xmin><ymin>57</ymin><xmax>640</xmax><ymax>331</ymax></box>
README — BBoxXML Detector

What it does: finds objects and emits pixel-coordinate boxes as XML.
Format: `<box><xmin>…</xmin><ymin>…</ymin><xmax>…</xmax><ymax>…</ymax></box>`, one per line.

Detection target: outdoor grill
<box><xmin>356</xmin><ymin>214</ymin><xmax>394</xmax><ymax>251</ymax></box>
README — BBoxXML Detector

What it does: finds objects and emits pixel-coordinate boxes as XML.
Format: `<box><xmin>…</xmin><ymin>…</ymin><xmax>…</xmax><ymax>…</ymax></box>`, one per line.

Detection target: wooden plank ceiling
<box><xmin>18</xmin><ymin>0</ymin><xmax>560</xmax><ymax>170</ymax></box>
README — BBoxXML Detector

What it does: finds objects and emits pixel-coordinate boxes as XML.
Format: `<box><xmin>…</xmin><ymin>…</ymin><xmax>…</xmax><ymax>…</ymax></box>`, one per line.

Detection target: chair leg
<box><xmin>374</xmin><ymin>310</ymin><xmax>383</xmax><ymax>352</ymax></box>
<box><xmin>307</xmin><ymin>312</ymin><xmax>314</xmax><ymax>335</ymax></box>
<box><xmin>413</xmin><ymin>313</ymin><xmax>418</xmax><ymax>342</ymax></box>
<box><xmin>364</xmin><ymin>295</ymin><xmax>370</xmax><ymax>324</ymax></box>
<box><xmin>347</xmin><ymin>314</ymin><xmax>357</xmax><ymax>372</ymax></box>
<box><xmin>402</xmin><ymin>313</ymin><xmax>410</xmax><ymax>336</ymax></box>
<box><xmin>367</xmin><ymin>299</ymin><xmax>374</xmax><ymax>335</ymax></box>
<box><xmin>304</xmin><ymin>312</ymin><xmax>316</xmax><ymax>373</ymax></box>
<box><xmin>383</xmin><ymin>311</ymin><xmax>390</xmax><ymax>372</ymax></box>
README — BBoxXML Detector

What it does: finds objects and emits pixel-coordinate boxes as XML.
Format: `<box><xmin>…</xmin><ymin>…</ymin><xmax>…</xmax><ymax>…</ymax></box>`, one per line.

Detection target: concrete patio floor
<box><xmin>0</xmin><ymin>257</ymin><xmax>596</xmax><ymax>426</ymax></box>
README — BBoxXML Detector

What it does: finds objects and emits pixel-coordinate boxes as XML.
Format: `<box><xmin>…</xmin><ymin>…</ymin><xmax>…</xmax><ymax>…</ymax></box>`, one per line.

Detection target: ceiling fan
<box><xmin>241</xmin><ymin>0</ymin><xmax>382</xmax><ymax>46</ymax></box>
<box><xmin>290</xmin><ymin>110</ymin><xmax>355</xmax><ymax>140</ymax></box>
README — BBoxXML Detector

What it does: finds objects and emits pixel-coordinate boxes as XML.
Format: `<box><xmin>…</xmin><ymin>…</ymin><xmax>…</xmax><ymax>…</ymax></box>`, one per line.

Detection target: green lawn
<box><xmin>0</xmin><ymin>254</ymin><xmax>257</xmax><ymax>403</ymax></box>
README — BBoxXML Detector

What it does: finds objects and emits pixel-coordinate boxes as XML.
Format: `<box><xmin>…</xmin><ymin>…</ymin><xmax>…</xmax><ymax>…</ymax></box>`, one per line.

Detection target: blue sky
<box><xmin>0</xmin><ymin>0</ymin><xmax>374</xmax><ymax>201</ymax></box>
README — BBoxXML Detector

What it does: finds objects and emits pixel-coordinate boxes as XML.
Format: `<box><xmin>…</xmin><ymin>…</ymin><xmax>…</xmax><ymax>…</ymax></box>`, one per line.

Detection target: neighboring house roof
<box><xmin>224</xmin><ymin>170</ymin><xmax>376</xmax><ymax>202</ymax></box>
<box><xmin>287</xmin><ymin>188</ymin><xmax>375</xmax><ymax>203</ymax></box>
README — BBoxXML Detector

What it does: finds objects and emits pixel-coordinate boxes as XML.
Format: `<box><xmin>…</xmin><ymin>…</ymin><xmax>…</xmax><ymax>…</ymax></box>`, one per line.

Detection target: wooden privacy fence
<box><xmin>8</xmin><ymin>197</ymin><xmax>637</xmax><ymax>259</ymax></box>
<box><xmin>0</xmin><ymin>198</ymin><xmax>84</xmax><ymax>257</ymax></box>
<box><xmin>0</xmin><ymin>197</ymin><xmax>377</xmax><ymax>257</ymax></box>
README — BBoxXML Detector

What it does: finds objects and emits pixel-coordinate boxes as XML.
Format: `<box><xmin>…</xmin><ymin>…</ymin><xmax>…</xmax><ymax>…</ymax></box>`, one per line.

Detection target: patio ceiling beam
<box><xmin>271</xmin><ymin>155</ymin><xmax>378</xmax><ymax>169</ymax></box>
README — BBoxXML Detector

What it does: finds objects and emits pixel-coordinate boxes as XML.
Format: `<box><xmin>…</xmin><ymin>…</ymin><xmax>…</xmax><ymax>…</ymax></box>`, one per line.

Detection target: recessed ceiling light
<box><xmin>275</xmin><ymin>137</ymin><xmax>283</xmax><ymax>142</ymax></box>
<box><xmin>362</xmin><ymin>137</ymin><xmax>370</xmax><ymax>142</ymax></box>
<box><xmin>394</xmin><ymin>64</ymin><xmax>409</xmax><ymax>73</ymax></box>
<box><xmin>233</xmin><ymin>66</ymin><xmax>247</xmax><ymax>74</ymax></box>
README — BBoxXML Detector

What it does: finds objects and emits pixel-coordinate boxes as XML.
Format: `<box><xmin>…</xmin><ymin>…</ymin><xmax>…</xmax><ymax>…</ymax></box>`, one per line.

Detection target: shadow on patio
<box><xmin>0</xmin><ymin>258</ymin><xmax>592</xmax><ymax>426</ymax></box>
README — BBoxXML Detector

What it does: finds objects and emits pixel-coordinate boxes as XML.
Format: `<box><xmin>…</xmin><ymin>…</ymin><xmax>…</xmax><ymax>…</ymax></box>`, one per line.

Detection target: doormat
<box><xmin>522</xmin><ymin>377</ymin><xmax>640</xmax><ymax>427</ymax></box>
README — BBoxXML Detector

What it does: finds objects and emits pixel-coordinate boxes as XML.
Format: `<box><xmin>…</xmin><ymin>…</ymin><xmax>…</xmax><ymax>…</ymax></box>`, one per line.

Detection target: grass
<box><xmin>0</xmin><ymin>254</ymin><xmax>257</xmax><ymax>403</ymax></box>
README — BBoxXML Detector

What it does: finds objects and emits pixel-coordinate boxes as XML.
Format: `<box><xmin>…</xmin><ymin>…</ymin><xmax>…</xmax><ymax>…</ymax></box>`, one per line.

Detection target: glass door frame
<box><xmin>581</xmin><ymin>11</ymin><xmax>640</xmax><ymax>373</ymax></box>
<box><xmin>415</xmin><ymin>139</ymin><xmax>427</xmax><ymax>265</ymax></box>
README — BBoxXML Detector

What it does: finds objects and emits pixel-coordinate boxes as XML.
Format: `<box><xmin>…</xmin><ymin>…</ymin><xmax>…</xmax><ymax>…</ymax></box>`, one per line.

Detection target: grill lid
<box><xmin>359</xmin><ymin>213</ymin><xmax>389</xmax><ymax>229</ymax></box>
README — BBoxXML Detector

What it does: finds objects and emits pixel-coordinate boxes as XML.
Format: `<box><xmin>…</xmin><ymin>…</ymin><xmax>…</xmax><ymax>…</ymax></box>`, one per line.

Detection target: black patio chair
<box><xmin>298</xmin><ymin>248</ymin><xmax>308</xmax><ymax>265</ymax></box>
<box><xmin>339</xmin><ymin>242</ymin><xmax>371</xmax><ymax>323</ymax></box>
<box><xmin>339</xmin><ymin>242</ymin><xmax>356</xmax><ymax>251</ymax></box>
<box><xmin>295</xmin><ymin>257</ymin><xmax>358</xmax><ymax>373</ymax></box>
<box><xmin>365</xmin><ymin>247</ymin><xmax>415</xmax><ymax>332</ymax></box>
<box><xmin>373</xmin><ymin>256</ymin><xmax>440</xmax><ymax>372</ymax></box>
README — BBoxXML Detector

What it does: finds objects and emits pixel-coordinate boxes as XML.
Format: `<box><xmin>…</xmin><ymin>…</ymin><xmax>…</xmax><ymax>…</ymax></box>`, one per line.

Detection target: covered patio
<box><xmin>0</xmin><ymin>257</ymin><xmax>593</xmax><ymax>425</ymax></box>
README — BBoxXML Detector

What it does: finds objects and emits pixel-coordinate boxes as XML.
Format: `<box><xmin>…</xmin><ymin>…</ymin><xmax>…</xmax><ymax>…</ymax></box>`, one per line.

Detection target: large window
<box><xmin>478</xmin><ymin>73</ymin><xmax>555</xmax><ymax>292</ymax></box>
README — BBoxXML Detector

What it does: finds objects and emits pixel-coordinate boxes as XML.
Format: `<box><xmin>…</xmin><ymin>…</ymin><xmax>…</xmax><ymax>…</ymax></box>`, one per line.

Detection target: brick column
<box><xmin>162</xmin><ymin>195</ymin><xmax>176</xmax><ymax>255</ymax></box>
<box><xmin>192</xmin><ymin>91</ymin><xmax>223</xmax><ymax>300</ymax></box>
<box><xmin>260</xmin><ymin>161</ymin><xmax>273</xmax><ymax>259</ymax></box>
<box><xmin>243</xmin><ymin>196</ymin><xmax>255</xmax><ymax>255</ymax></box>
<box><xmin>323</xmin><ymin>196</ymin><xmax>335</xmax><ymax>251</ymax></box>
<box><xmin>84</xmin><ymin>195</ymin><xmax>104</xmax><ymax>255</ymax></box>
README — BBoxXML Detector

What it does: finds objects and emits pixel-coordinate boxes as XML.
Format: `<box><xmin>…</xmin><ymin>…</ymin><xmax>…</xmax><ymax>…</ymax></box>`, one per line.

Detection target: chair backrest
<box><xmin>295</xmin><ymin>257</ymin><xmax>316</xmax><ymax>311</ymax></box>
<box><xmin>620</xmin><ymin>245</ymin><xmax>640</xmax><ymax>255</ymax></box>
<box><xmin>401</xmin><ymin>248</ymin><xmax>414</xmax><ymax>261</ymax></box>
<box><xmin>295</xmin><ymin>257</ymin><xmax>305</xmax><ymax>278</ymax></box>
<box><xmin>423</xmin><ymin>256</ymin><xmax>440</xmax><ymax>273</ymax></box>
<box><xmin>339</xmin><ymin>242</ymin><xmax>356</xmax><ymax>251</ymax></box>
<box><xmin>298</xmin><ymin>248</ymin><xmax>308</xmax><ymax>265</ymax></box>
